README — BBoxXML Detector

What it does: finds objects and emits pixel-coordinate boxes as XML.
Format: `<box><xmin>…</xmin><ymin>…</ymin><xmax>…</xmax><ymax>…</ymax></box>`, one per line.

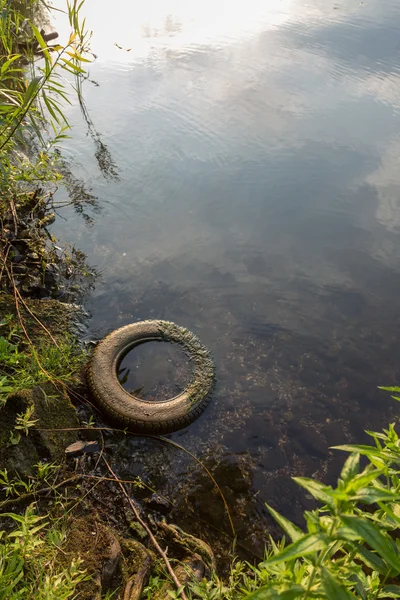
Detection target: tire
<box><xmin>86</xmin><ymin>320</ymin><xmax>215</xmax><ymax>434</ymax></box>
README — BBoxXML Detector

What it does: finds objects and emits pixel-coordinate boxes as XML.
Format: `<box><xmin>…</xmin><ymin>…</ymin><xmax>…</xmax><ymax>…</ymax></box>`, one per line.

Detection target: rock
<box><xmin>12</xmin><ymin>264</ymin><xmax>27</xmax><ymax>275</ymax></box>
<box><xmin>0</xmin><ymin>383</ymin><xmax>79</xmax><ymax>477</ymax></box>
<box><xmin>153</xmin><ymin>521</ymin><xmax>215</xmax><ymax>599</ymax></box>
<box><xmin>159</xmin><ymin>521</ymin><xmax>215</xmax><ymax>571</ymax></box>
<box><xmin>265</xmin><ymin>446</ymin><xmax>287</xmax><ymax>470</ymax></box>
<box><xmin>102</xmin><ymin>535</ymin><xmax>121</xmax><ymax>589</ymax></box>
<box><xmin>144</xmin><ymin>493</ymin><xmax>170</xmax><ymax>514</ymax></box>
<box><xmin>288</xmin><ymin>423</ymin><xmax>329</xmax><ymax>459</ymax></box>
<box><xmin>213</xmin><ymin>454</ymin><xmax>252</xmax><ymax>494</ymax></box>
<box><xmin>11</xmin><ymin>247</ymin><xmax>23</xmax><ymax>263</ymax></box>
<box><xmin>157</xmin><ymin>556</ymin><xmax>206</xmax><ymax>600</ymax></box>
<box><xmin>248</xmin><ymin>414</ymin><xmax>280</xmax><ymax>446</ymax></box>
<box><xmin>62</xmin><ymin>515</ymin><xmax>124</xmax><ymax>600</ymax></box>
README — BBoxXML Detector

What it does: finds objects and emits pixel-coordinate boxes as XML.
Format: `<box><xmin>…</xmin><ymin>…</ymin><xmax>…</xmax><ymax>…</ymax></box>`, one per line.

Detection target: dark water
<box><xmin>52</xmin><ymin>0</ymin><xmax>400</xmax><ymax>551</ymax></box>
<box><xmin>118</xmin><ymin>341</ymin><xmax>193</xmax><ymax>400</ymax></box>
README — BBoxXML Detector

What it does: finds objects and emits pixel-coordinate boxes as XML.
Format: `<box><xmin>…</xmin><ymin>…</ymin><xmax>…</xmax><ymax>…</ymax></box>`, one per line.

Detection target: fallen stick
<box><xmin>102</xmin><ymin>456</ymin><xmax>189</xmax><ymax>600</ymax></box>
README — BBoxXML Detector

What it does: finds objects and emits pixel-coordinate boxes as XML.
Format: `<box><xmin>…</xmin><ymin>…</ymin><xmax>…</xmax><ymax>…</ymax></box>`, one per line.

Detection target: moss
<box><xmin>60</xmin><ymin>515</ymin><xmax>151</xmax><ymax>600</ymax></box>
<box><xmin>0</xmin><ymin>292</ymin><xmax>82</xmax><ymax>343</ymax></box>
<box><xmin>61</xmin><ymin>515</ymin><xmax>117</xmax><ymax>600</ymax></box>
<box><xmin>158</xmin><ymin>320</ymin><xmax>215</xmax><ymax>406</ymax></box>
<box><xmin>120</xmin><ymin>537</ymin><xmax>152</xmax><ymax>581</ymax></box>
<box><xmin>31</xmin><ymin>382</ymin><xmax>79</xmax><ymax>460</ymax></box>
<box><xmin>0</xmin><ymin>383</ymin><xmax>78</xmax><ymax>476</ymax></box>
<box><xmin>128</xmin><ymin>519</ymin><xmax>148</xmax><ymax>540</ymax></box>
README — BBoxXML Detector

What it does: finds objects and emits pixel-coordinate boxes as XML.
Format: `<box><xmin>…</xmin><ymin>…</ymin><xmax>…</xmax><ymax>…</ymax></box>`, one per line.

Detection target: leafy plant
<box><xmin>187</xmin><ymin>421</ymin><xmax>400</xmax><ymax>600</ymax></box>
<box><xmin>15</xmin><ymin>404</ymin><xmax>38</xmax><ymax>435</ymax></box>
<box><xmin>0</xmin><ymin>331</ymin><xmax>87</xmax><ymax>401</ymax></box>
<box><xmin>0</xmin><ymin>468</ymin><xmax>35</xmax><ymax>497</ymax></box>
<box><xmin>0</xmin><ymin>0</ymin><xmax>94</xmax><ymax>235</ymax></box>
<box><xmin>0</xmin><ymin>0</ymin><xmax>92</xmax><ymax>151</ymax></box>
<box><xmin>0</xmin><ymin>461</ymin><xmax>63</xmax><ymax>500</ymax></box>
<box><xmin>0</xmin><ymin>506</ymin><xmax>88</xmax><ymax>599</ymax></box>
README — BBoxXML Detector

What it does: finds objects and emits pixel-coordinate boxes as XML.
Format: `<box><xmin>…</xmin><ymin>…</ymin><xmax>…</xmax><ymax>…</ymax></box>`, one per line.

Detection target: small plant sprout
<box><xmin>15</xmin><ymin>405</ymin><xmax>39</xmax><ymax>436</ymax></box>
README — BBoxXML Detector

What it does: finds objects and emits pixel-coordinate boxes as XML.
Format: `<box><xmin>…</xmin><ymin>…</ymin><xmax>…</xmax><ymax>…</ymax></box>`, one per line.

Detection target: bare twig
<box><xmin>0</xmin><ymin>474</ymin><xmax>82</xmax><ymax>508</ymax></box>
<box><xmin>36</xmin><ymin>425</ymin><xmax>235</xmax><ymax>536</ymax></box>
<box><xmin>14</xmin><ymin>282</ymin><xmax>60</xmax><ymax>348</ymax></box>
<box><xmin>9</xmin><ymin>196</ymin><xmax>18</xmax><ymax>236</ymax></box>
<box><xmin>102</xmin><ymin>456</ymin><xmax>189</xmax><ymax>600</ymax></box>
<box><xmin>0</xmin><ymin>241</ymin><xmax>11</xmax><ymax>284</ymax></box>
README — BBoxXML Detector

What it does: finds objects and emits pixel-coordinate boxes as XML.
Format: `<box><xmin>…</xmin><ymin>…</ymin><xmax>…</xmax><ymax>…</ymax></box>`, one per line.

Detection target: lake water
<box><xmin>52</xmin><ymin>0</ymin><xmax>400</xmax><ymax>552</ymax></box>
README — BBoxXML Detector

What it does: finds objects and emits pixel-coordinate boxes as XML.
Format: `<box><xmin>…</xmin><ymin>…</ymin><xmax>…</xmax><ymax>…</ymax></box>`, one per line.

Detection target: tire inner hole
<box><xmin>117</xmin><ymin>340</ymin><xmax>193</xmax><ymax>401</ymax></box>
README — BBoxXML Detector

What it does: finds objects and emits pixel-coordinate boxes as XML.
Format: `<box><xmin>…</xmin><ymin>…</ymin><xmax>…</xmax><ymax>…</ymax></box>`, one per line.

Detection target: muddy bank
<box><xmin>1</xmin><ymin>188</ymin><xmax>96</xmax><ymax>302</ymax></box>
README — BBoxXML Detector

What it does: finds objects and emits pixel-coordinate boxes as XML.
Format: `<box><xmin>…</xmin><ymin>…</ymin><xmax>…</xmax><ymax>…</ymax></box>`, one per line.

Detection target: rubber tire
<box><xmin>86</xmin><ymin>320</ymin><xmax>215</xmax><ymax>434</ymax></box>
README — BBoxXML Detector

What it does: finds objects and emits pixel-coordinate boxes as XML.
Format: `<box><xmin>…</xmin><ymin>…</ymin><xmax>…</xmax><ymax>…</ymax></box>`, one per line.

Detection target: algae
<box><xmin>158</xmin><ymin>320</ymin><xmax>215</xmax><ymax>405</ymax></box>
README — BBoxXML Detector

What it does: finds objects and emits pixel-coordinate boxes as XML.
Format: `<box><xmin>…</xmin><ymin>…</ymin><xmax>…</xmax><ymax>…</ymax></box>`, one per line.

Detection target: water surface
<box><xmin>52</xmin><ymin>0</ymin><xmax>400</xmax><ymax>549</ymax></box>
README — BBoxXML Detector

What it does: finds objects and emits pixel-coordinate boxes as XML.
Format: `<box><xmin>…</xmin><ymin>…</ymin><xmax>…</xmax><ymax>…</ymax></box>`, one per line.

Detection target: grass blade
<box><xmin>266</xmin><ymin>504</ymin><xmax>303</xmax><ymax>542</ymax></box>
<box><xmin>262</xmin><ymin>533</ymin><xmax>327</xmax><ymax>565</ymax></box>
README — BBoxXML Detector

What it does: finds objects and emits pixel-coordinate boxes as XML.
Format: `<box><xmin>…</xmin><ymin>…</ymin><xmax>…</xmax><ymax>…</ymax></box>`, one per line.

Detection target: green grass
<box><xmin>0</xmin><ymin>314</ymin><xmax>87</xmax><ymax>406</ymax></box>
<box><xmin>0</xmin><ymin>506</ymin><xmax>88</xmax><ymax>599</ymax></box>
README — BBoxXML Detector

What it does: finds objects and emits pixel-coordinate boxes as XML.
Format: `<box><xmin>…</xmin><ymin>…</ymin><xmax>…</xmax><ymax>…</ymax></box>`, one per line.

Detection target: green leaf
<box><xmin>31</xmin><ymin>24</ymin><xmax>52</xmax><ymax>65</ymax></box>
<box><xmin>321</xmin><ymin>567</ymin><xmax>357</xmax><ymax>600</ymax></box>
<box><xmin>352</xmin><ymin>489</ymin><xmax>400</xmax><ymax>504</ymax></box>
<box><xmin>292</xmin><ymin>477</ymin><xmax>335</xmax><ymax>507</ymax></box>
<box><xmin>347</xmin><ymin>469</ymin><xmax>383</xmax><ymax>492</ymax></box>
<box><xmin>60</xmin><ymin>58</ymin><xmax>85</xmax><ymax>74</ymax></box>
<box><xmin>47</xmin><ymin>85</ymin><xmax>71</xmax><ymax>104</ymax></box>
<box><xmin>42</xmin><ymin>90</ymin><xmax>59</xmax><ymax>123</ymax></box>
<box><xmin>340</xmin><ymin>453</ymin><xmax>359</xmax><ymax>484</ymax></box>
<box><xmin>356</xmin><ymin>545</ymin><xmax>392</xmax><ymax>576</ymax></box>
<box><xmin>266</xmin><ymin>504</ymin><xmax>303</xmax><ymax>542</ymax></box>
<box><xmin>0</xmin><ymin>54</ymin><xmax>21</xmax><ymax>76</ymax></box>
<box><xmin>263</xmin><ymin>533</ymin><xmax>328</xmax><ymax>565</ymax></box>
<box><xmin>332</xmin><ymin>444</ymin><xmax>384</xmax><ymax>455</ymax></box>
<box><xmin>378</xmin><ymin>387</ymin><xmax>400</xmax><ymax>393</ymax></box>
<box><xmin>341</xmin><ymin>516</ymin><xmax>400</xmax><ymax>574</ymax></box>
<box><xmin>336</xmin><ymin>527</ymin><xmax>362</xmax><ymax>542</ymax></box>
<box><xmin>246</xmin><ymin>585</ymin><xmax>306</xmax><ymax>600</ymax></box>
<box><xmin>380</xmin><ymin>585</ymin><xmax>400</xmax><ymax>598</ymax></box>
<box><xmin>22</xmin><ymin>76</ymin><xmax>43</xmax><ymax>107</ymax></box>
<box><xmin>378</xmin><ymin>502</ymin><xmax>400</xmax><ymax>527</ymax></box>
<box><xmin>332</xmin><ymin>445</ymin><xmax>391</xmax><ymax>467</ymax></box>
